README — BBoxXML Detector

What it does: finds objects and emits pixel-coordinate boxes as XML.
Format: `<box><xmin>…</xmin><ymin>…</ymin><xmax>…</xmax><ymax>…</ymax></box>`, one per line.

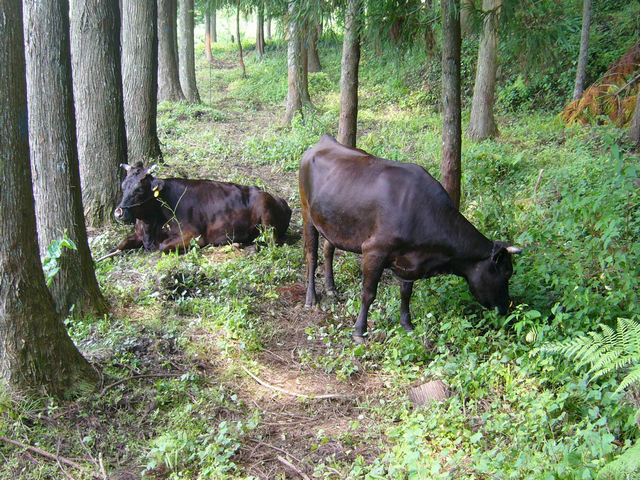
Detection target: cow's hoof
<box><xmin>304</xmin><ymin>302</ymin><xmax>317</xmax><ymax>309</ymax></box>
<box><xmin>352</xmin><ymin>335</ymin><xmax>366</xmax><ymax>344</ymax></box>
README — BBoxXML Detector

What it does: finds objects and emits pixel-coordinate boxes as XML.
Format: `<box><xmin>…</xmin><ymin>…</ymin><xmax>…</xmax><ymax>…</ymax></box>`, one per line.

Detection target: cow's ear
<box><xmin>151</xmin><ymin>178</ymin><xmax>165</xmax><ymax>197</ymax></box>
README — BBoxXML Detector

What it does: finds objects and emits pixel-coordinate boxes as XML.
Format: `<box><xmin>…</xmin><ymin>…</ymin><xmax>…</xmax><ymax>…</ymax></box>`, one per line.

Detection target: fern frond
<box><xmin>540</xmin><ymin>318</ymin><xmax>640</xmax><ymax>393</ymax></box>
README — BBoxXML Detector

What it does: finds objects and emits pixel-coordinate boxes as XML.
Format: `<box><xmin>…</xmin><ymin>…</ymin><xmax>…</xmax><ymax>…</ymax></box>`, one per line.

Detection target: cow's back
<box><xmin>300</xmin><ymin>135</ymin><xmax>462</xmax><ymax>253</ymax></box>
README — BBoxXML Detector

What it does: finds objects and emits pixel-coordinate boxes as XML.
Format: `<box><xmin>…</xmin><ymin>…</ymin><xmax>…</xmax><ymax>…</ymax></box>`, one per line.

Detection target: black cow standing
<box><xmin>114</xmin><ymin>162</ymin><xmax>291</xmax><ymax>253</ymax></box>
<box><xmin>299</xmin><ymin>134</ymin><xmax>522</xmax><ymax>343</ymax></box>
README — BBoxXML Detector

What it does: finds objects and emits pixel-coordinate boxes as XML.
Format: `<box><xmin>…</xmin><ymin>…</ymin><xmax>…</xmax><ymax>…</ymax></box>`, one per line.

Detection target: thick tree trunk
<box><xmin>1</xmin><ymin>0</ymin><xmax>97</xmax><ymax>398</ymax></box>
<box><xmin>441</xmin><ymin>0</ymin><xmax>462</xmax><ymax>209</ymax></box>
<box><xmin>236</xmin><ymin>0</ymin><xmax>246</xmax><ymax>77</ymax></box>
<box><xmin>179</xmin><ymin>0</ymin><xmax>201</xmax><ymax>103</ymax></box>
<box><xmin>256</xmin><ymin>1</ymin><xmax>265</xmax><ymax>58</ymax></box>
<box><xmin>23</xmin><ymin>0</ymin><xmax>109</xmax><ymax>317</ymax></box>
<box><xmin>158</xmin><ymin>0</ymin><xmax>186</xmax><ymax>102</ymax></box>
<box><xmin>205</xmin><ymin>12</ymin><xmax>213</xmax><ymax>63</ymax></box>
<box><xmin>338</xmin><ymin>0</ymin><xmax>362</xmax><ymax>148</ymax></box>
<box><xmin>466</xmin><ymin>0</ymin><xmax>501</xmax><ymax>141</ymax></box>
<box><xmin>71</xmin><ymin>0</ymin><xmax>128</xmax><ymax>228</ymax></box>
<box><xmin>211</xmin><ymin>8</ymin><xmax>217</xmax><ymax>43</ymax></box>
<box><xmin>122</xmin><ymin>0</ymin><xmax>162</xmax><ymax>162</ymax></box>
<box><xmin>283</xmin><ymin>2</ymin><xmax>304</xmax><ymax>125</ymax></box>
<box><xmin>308</xmin><ymin>21</ymin><xmax>322</xmax><ymax>73</ymax></box>
<box><xmin>573</xmin><ymin>0</ymin><xmax>592</xmax><ymax>101</ymax></box>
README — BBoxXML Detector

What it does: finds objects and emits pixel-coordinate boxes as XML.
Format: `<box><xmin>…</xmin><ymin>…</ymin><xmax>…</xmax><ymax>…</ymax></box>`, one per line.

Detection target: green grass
<box><xmin>1</xmin><ymin>34</ymin><xmax>638</xmax><ymax>480</ymax></box>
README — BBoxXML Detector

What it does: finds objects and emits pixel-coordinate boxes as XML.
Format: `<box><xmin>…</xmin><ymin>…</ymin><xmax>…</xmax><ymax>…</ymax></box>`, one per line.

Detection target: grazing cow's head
<box><xmin>114</xmin><ymin>162</ymin><xmax>164</xmax><ymax>223</ymax></box>
<box><xmin>466</xmin><ymin>241</ymin><xmax>522</xmax><ymax>315</ymax></box>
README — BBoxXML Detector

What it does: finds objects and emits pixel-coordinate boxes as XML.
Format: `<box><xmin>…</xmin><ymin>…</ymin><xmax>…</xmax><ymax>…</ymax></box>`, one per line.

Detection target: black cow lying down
<box><xmin>299</xmin><ymin>134</ymin><xmax>522</xmax><ymax>343</ymax></box>
<box><xmin>114</xmin><ymin>162</ymin><xmax>291</xmax><ymax>253</ymax></box>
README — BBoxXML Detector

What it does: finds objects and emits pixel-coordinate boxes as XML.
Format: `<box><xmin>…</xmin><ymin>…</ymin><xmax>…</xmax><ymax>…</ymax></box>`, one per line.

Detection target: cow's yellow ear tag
<box><xmin>154</xmin><ymin>190</ymin><xmax>160</xmax><ymax>198</ymax></box>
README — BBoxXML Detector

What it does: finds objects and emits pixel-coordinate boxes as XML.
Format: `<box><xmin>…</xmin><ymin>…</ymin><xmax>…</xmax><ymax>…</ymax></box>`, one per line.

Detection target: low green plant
<box><xmin>41</xmin><ymin>231</ymin><xmax>77</xmax><ymax>285</ymax></box>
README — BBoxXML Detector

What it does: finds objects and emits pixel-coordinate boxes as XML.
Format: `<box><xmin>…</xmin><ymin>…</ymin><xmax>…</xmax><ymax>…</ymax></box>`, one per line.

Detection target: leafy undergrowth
<box><xmin>1</xmin><ymin>37</ymin><xmax>639</xmax><ymax>480</ymax></box>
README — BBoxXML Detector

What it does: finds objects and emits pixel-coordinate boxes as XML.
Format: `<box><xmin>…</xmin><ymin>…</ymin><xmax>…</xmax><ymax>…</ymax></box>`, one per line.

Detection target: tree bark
<box><xmin>629</xmin><ymin>96</ymin><xmax>640</xmax><ymax>147</ymax></box>
<box><xmin>441</xmin><ymin>0</ymin><xmax>462</xmax><ymax>209</ymax></box>
<box><xmin>283</xmin><ymin>1</ymin><xmax>304</xmax><ymax>125</ymax></box>
<box><xmin>158</xmin><ymin>0</ymin><xmax>186</xmax><ymax>102</ymax></box>
<box><xmin>267</xmin><ymin>16</ymin><xmax>272</xmax><ymax>41</ymax></box>
<box><xmin>23</xmin><ymin>0</ymin><xmax>109</xmax><ymax>317</ymax></box>
<box><xmin>71</xmin><ymin>0</ymin><xmax>128</xmax><ymax>228</ymax></box>
<box><xmin>179</xmin><ymin>0</ymin><xmax>201</xmax><ymax>103</ymax></box>
<box><xmin>572</xmin><ymin>0</ymin><xmax>592</xmax><ymax>101</ymax></box>
<box><xmin>308</xmin><ymin>21</ymin><xmax>322</xmax><ymax>73</ymax></box>
<box><xmin>1</xmin><ymin>0</ymin><xmax>97</xmax><ymax>398</ymax></box>
<box><xmin>122</xmin><ymin>0</ymin><xmax>162</xmax><ymax>162</ymax></box>
<box><xmin>236</xmin><ymin>0</ymin><xmax>246</xmax><ymax>77</ymax></box>
<box><xmin>205</xmin><ymin>12</ymin><xmax>214</xmax><ymax>63</ymax></box>
<box><xmin>338</xmin><ymin>0</ymin><xmax>362</xmax><ymax>148</ymax></box>
<box><xmin>466</xmin><ymin>0</ymin><xmax>501</xmax><ymax>141</ymax></box>
<box><xmin>256</xmin><ymin>1</ymin><xmax>265</xmax><ymax>58</ymax></box>
<box><xmin>211</xmin><ymin>8</ymin><xmax>217</xmax><ymax>43</ymax></box>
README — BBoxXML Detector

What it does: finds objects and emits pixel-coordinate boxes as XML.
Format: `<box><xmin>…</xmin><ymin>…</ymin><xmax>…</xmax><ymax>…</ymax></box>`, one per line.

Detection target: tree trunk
<box><xmin>301</xmin><ymin>22</ymin><xmax>311</xmax><ymax>105</ymax></box>
<box><xmin>179</xmin><ymin>0</ymin><xmax>201</xmax><ymax>103</ymax></box>
<box><xmin>205</xmin><ymin>12</ymin><xmax>213</xmax><ymax>63</ymax></box>
<box><xmin>460</xmin><ymin>0</ymin><xmax>475</xmax><ymax>36</ymax></box>
<box><xmin>158</xmin><ymin>0</ymin><xmax>186</xmax><ymax>102</ymax></box>
<box><xmin>629</xmin><ymin>96</ymin><xmax>640</xmax><ymax>147</ymax></box>
<box><xmin>256</xmin><ymin>1</ymin><xmax>265</xmax><ymax>58</ymax></box>
<box><xmin>236</xmin><ymin>0</ymin><xmax>246</xmax><ymax>77</ymax></box>
<box><xmin>308</xmin><ymin>21</ymin><xmax>322</xmax><ymax>73</ymax></box>
<box><xmin>267</xmin><ymin>16</ymin><xmax>272</xmax><ymax>41</ymax></box>
<box><xmin>283</xmin><ymin>1</ymin><xmax>304</xmax><ymax>125</ymax></box>
<box><xmin>573</xmin><ymin>0</ymin><xmax>592</xmax><ymax>101</ymax></box>
<box><xmin>122</xmin><ymin>0</ymin><xmax>162</xmax><ymax>162</ymax></box>
<box><xmin>466</xmin><ymin>0</ymin><xmax>501</xmax><ymax>141</ymax></box>
<box><xmin>212</xmin><ymin>8</ymin><xmax>217</xmax><ymax>43</ymax></box>
<box><xmin>441</xmin><ymin>0</ymin><xmax>462</xmax><ymax>209</ymax></box>
<box><xmin>71</xmin><ymin>0</ymin><xmax>128</xmax><ymax>228</ymax></box>
<box><xmin>1</xmin><ymin>0</ymin><xmax>97</xmax><ymax>398</ymax></box>
<box><xmin>23</xmin><ymin>0</ymin><xmax>109</xmax><ymax>318</ymax></box>
<box><xmin>338</xmin><ymin>0</ymin><xmax>362</xmax><ymax>148</ymax></box>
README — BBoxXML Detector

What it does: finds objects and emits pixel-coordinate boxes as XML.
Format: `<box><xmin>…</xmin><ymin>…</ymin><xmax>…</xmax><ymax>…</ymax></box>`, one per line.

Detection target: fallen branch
<box><xmin>94</xmin><ymin>250</ymin><xmax>121</xmax><ymax>262</ymax></box>
<box><xmin>0</xmin><ymin>435</ymin><xmax>98</xmax><ymax>477</ymax></box>
<box><xmin>534</xmin><ymin>168</ymin><xmax>544</xmax><ymax>195</ymax></box>
<box><xmin>250</xmin><ymin>439</ymin><xmax>302</xmax><ymax>463</ymax></box>
<box><xmin>241</xmin><ymin>366</ymin><xmax>351</xmax><ymax>400</ymax></box>
<box><xmin>277</xmin><ymin>455</ymin><xmax>311</xmax><ymax>480</ymax></box>
<box><xmin>98</xmin><ymin>373</ymin><xmax>183</xmax><ymax>398</ymax></box>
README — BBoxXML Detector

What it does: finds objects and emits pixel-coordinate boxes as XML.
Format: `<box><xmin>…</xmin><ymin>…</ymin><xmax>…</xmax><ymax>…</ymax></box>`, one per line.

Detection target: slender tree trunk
<box><xmin>23</xmin><ymin>0</ymin><xmax>109</xmax><ymax>318</ymax></box>
<box><xmin>122</xmin><ymin>0</ymin><xmax>162</xmax><ymax>162</ymax></box>
<box><xmin>466</xmin><ymin>0</ymin><xmax>501</xmax><ymax>141</ymax></box>
<box><xmin>267</xmin><ymin>16</ymin><xmax>272</xmax><ymax>41</ymax></box>
<box><xmin>158</xmin><ymin>0</ymin><xmax>186</xmax><ymax>102</ymax></box>
<box><xmin>308</xmin><ymin>21</ymin><xmax>322</xmax><ymax>73</ymax></box>
<box><xmin>211</xmin><ymin>8</ymin><xmax>217</xmax><ymax>43</ymax></box>
<box><xmin>338</xmin><ymin>0</ymin><xmax>362</xmax><ymax>148</ymax></box>
<box><xmin>629</xmin><ymin>96</ymin><xmax>640</xmax><ymax>147</ymax></box>
<box><xmin>283</xmin><ymin>1</ymin><xmax>303</xmax><ymax>124</ymax></box>
<box><xmin>205</xmin><ymin>12</ymin><xmax>213</xmax><ymax>63</ymax></box>
<box><xmin>71</xmin><ymin>0</ymin><xmax>128</xmax><ymax>228</ymax></box>
<box><xmin>460</xmin><ymin>0</ymin><xmax>475</xmax><ymax>36</ymax></box>
<box><xmin>236</xmin><ymin>0</ymin><xmax>246</xmax><ymax>77</ymax></box>
<box><xmin>179</xmin><ymin>0</ymin><xmax>201</xmax><ymax>103</ymax></box>
<box><xmin>301</xmin><ymin>22</ymin><xmax>311</xmax><ymax>105</ymax></box>
<box><xmin>172</xmin><ymin>0</ymin><xmax>179</xmax><ymax>67</ymax></box>
<box><xmin>256</xmin><ymin>1</ymin><xmax>265</xmax><ymax>58</ymax></box>
<box><xmin>573</xmin><ymin>0</ymin><xmax>592</xmax><ymax>101</ymax></box>
<box><xmin>441</xmin><ymin>0</ymin><xmax>462</xmax><ymax>209</ymax></box>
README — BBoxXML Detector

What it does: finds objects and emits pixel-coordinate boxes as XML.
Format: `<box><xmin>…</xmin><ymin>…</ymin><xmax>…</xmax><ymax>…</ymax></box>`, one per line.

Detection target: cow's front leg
<box><xmin>158</xmin><ymin>229</ymin><xmax>203</xmax><ymax>253</ymax></box>
<box><xmin>353</xmin><ymin>247</ymin><xmax>387</xmax><ymax>343</ymax></box>
<box><xmin>115</xmin><ymin>234</ymin><xmax>143</xmax><ymax>251</ymax></box>
<box><xmin>303</xmin><ymin>219</ymin><xmax>319</xmax><ymax>307</ymax></box>
<box><xmin>400</xmin><ymin>281</ymin><xmax>415</xmax><ymax>332</ymax></box>
<box><xmin>323</xmin><ymin>239</ymin><xmax>337</xmax><ymax>297</ymax></box>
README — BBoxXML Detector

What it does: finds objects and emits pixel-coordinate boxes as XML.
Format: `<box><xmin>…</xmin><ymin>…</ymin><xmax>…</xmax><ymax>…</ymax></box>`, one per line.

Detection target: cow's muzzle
<box><xmin>114</xmin><ymin>206</ymin><xmax>134</xmax><ymax>223</ymax></box>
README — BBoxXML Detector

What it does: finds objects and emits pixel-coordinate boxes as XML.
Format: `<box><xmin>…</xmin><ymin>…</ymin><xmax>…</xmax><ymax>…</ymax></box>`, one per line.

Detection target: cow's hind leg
<box><xmin>323</xmin><ymin>239</ymin><xmax>337</xmax><ymax>297</ymax></box>
<box><xmin>159</xmin><ymin>229</ymin><xmax>204</xmax><ymax>253</ymax></box>
<box><xmin>400</xmin><ymin>281</ymin><xmax>415</xmax><ymax>332</ymax></box>
<box><xmin>303</xmin><ymin>218</ymin><xmax>319</xmax><ymax>308</ymax></box>
<box><xmin>353</xmin><ymin>245</ymin><xmax>387</xmax><ymax>343</ymax></box>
